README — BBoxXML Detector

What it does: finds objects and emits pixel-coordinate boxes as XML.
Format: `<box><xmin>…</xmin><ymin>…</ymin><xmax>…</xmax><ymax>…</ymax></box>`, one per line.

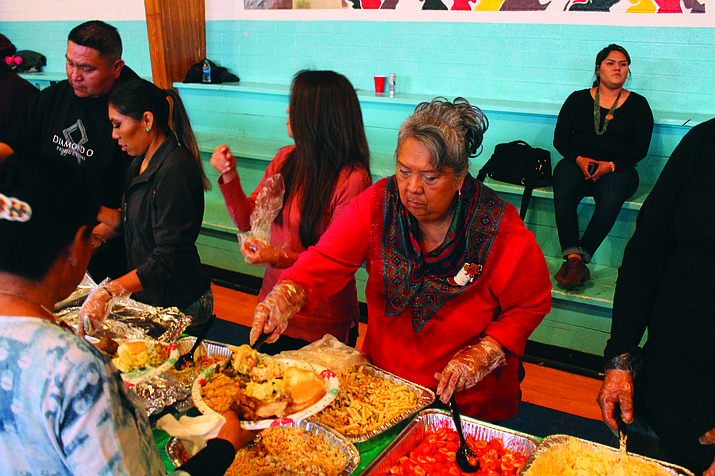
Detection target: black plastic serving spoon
<box><xmin>449</xmin><ymin>394</ymin><xmax>480</xmax><ymax>473</ymax></box>
<box><xmin>174</xmin><ymin>313</ymin><xmax>216</xmax><ymax>370</ymax></box>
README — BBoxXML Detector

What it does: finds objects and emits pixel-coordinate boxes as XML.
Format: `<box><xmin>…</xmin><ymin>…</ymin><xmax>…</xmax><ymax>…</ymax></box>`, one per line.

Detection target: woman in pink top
<box><xmin>211</xmin><ymin>70</ymin><xmax>372</xmax><ymax>353</ymax></box>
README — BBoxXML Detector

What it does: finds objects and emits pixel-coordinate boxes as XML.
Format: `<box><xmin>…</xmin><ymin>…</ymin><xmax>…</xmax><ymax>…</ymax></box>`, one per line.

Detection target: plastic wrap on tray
<box><xmin>317</xmin><ymin>364</ymin><xmax>435</xmax><ymax>445</ymax></box>
<box><xmin>362</xmin><ymin>408</ymin><xmax>540</xmax><ymax>475</ymax></box>
<box><xmin>136</xmin><ymin>337</ymin><xmax>233</xmax><ymax>416</ymax></box>
<box><xmin>55</xmin><ymin>298</ymin><xmax>191</xmax><ymax>342</ymax></box>
<box><xmin>165</xmin><ymin>418</ymin><xmax>360</xmax><ymax>475</ymax></box>
<box><xmin>520</xmin><ymin>434</ymin><xmax>695</xmax><ymax>476</ymax></box>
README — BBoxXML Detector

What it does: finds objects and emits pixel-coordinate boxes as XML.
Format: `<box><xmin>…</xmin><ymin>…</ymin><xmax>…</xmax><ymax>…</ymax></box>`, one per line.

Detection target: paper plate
<box><xmin>117</xmin><ymin>340</ymin><xmax>179</xmax><ymax>387</ymax></box>
<box><xmin>192</xmin><ymin>357</ymin><xmax>340</xmax><ymax>430</ymax></box>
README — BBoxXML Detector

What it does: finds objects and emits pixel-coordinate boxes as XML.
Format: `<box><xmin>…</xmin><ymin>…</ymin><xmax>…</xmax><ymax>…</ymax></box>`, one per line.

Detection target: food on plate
<box><xmin>93</xmin><ymin>335</ymin><xmax>120</xmax><ymax>355</ymax></box>
<box><xmin>313</xmin><ymin>364</ymin><xmax>417</xmax><ymax>435</ymax></box>
<box><xmin>282</xmin><ymin>366</ymin><xmax>326</xmax><ymax>413</ymax></box>
<box><xmin>199</xmin><ymin>344</ymin><xmax>326</xmax><ymax>421</ymax></box>
<box><xmin>103</xmin><ymin>340</ymin><xmax>170</xmax><ymax>373</ymax></box>
<box><xmin>523</xmin><ymin>438</ymin><xmax>675</xmax><ymax>476</ymax></box>
<box><xmin>168</xmin><ymin>352</ymin><xmax>226</xmax><ymax>385</ymax></box>
<box><xmin>225</xmin><ymin>426</ymin><xmax>347</xmax><ymax>476</ymax></box>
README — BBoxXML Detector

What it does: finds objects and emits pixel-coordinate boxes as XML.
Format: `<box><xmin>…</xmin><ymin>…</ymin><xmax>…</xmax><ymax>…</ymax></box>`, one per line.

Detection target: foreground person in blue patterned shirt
<box><xmin>0</xmin><ymin>150</ymin><xmax>255</xmax><ymax>475</ymax></box>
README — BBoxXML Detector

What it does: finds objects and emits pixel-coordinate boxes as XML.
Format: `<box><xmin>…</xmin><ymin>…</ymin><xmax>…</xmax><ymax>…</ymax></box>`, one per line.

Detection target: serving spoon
<box><xmin>174</xmin><ymin>313</ymin><xmax>216</xmax><ymax>370</ymax></box>
<box><xmin>449</xmin><ymin>394</ymin><xmax>480</xmax><ymax>473</ymax></box>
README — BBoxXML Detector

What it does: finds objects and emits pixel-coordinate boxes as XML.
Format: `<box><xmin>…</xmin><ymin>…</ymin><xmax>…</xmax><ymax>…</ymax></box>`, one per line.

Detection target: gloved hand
<box><xmin>210</xmin><ymin>145</ymin><xmax>238</xmax><ymax>183</ymax></box>
<box><xmin>434</xmin><ymin>337</ymin><xmax>506</xmax><ymax>404</ymax></box>
<box><xmin>250</xmin><ymin>280</ymin><xmax>307</xmax><ymax>345</ymax></box>
<box><xmin>597</xmin><ymin>368</ymin><xmax>634</xmax><ymax>433</ymax></box>
<box><xmin>240</xmin><ymin>236</ymin><xmax>280</xmax><ymax>266</ymax></box>
<box><xmin>699</xmin><ymin>428</ymin><xmax>715</xmax><ymax>476</ymax></box>
<box><xmin>78</xmin><ymin>280</ymin><xmax>129</xmax><ymax>336</ymax></box>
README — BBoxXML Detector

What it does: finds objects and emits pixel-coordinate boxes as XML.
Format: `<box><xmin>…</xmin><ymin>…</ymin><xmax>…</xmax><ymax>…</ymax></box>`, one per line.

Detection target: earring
<box><xmin>458</xmin><ymin>189</ymin><xmax>462</xmax><ymax>200</ymax></box>
<box><xmin>146</xmin><ymin>127</ymin><xmax>150</xmax><ymax>132</ymax></box>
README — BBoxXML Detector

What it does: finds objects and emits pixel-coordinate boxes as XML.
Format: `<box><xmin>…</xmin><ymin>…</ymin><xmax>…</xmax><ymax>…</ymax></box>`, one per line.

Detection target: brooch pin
<box><xmin>448</xmin><ymin>263</ymin><xmax>482</xmax><ymax>287</ymax></box>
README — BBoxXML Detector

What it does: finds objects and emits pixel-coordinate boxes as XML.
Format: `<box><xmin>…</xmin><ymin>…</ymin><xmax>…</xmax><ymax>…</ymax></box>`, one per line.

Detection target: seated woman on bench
<box><xmin>552</xmin><ymin>44</ymin><xmax>653</xmax><ymax>290</ymax></box>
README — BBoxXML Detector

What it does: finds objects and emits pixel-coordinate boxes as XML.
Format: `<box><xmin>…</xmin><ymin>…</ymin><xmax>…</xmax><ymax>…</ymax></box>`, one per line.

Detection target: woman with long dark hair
<box><xmin>552</xmin><ymin>44</ymin><xmax>653</xmax><ymax>289</ymax></box>
<box><xmin>211</xmin><ymin>70</ymin><xmax>372</xmax><ymax>353</ymax></box>
<box><xmin>81</xmin><ymin>78</ymin><xmax>213</xmax><ymax>335</ymax></box>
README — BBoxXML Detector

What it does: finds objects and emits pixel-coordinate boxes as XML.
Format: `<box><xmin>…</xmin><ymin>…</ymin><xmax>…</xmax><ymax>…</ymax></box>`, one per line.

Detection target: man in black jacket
<box><xmin>597</xmin><ymin>119</ymin><xmax>715</xmax><ymax>475</ymax></box>
<box><xmin>0</xmin><ymin>20</ymin><xmax>140</xmax><ymax>281</ymax></box>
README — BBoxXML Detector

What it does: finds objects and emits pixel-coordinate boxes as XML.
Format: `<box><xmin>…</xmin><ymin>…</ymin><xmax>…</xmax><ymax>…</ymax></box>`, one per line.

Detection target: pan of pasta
<box><xmin>166</xmin><ymin>418</ymin><xmax>360</xmax><ymax>475</ymax></box>
<box><xmin>521</xmin><ymin>434</ymin><xmax>695</xmax><ymax>476</ymax></box>
<box><xmin>311</xmin><ymin>364</ymin><xmax>435</xmax><ymax>444</ymax></box>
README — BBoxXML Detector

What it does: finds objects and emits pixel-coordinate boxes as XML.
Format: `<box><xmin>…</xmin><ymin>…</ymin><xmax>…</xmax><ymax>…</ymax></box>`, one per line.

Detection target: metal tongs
<box><xmin>251</xmin><ymin>331</ymin><xmax>271</xmax><ymax>351</ymax></box>
<box><xmin>449</xmin><ymin>395</ymin><xmax>480</xmax><ymax>473</ymax></box>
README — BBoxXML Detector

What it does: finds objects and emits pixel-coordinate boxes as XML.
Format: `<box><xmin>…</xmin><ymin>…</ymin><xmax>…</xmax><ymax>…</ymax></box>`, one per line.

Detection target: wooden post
<box><xmin>144</xmin><ymin>0</ymin><xmax>206</xmax><ymax>90</ymax></box>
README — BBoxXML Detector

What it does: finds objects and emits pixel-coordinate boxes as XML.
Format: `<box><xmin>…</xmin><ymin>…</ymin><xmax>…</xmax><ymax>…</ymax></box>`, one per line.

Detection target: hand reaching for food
<box><xmin>434</xmin><ymin>337</ymin><xmax>506</xmax><ymax>404</ymax></box>
<box><xmin>250</xmin><ymin>280</ymin><xmax>307</xmax><ymax>345</ymax></box>
<box><xmin>79</xmin><ymin>280</ymin><xmax>129</xmax><ymax>336</ymax></box>
<box><xmin>597</xmin><ymin>368</ymin><xmax>635</xmax><ymax>433</ymax></box>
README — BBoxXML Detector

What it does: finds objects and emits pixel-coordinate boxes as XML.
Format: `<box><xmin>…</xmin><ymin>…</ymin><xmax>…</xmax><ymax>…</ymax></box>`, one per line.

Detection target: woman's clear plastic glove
<box><xmin>597</xmin><ymin>368</ymin><xmax>635</xmax><ymax>433</ymax></box>
<box><xmin>250</xmin><ymin>280</ymin><xmax>307</xmax><ymax>345</ymax></box>
<box><xmin>434</xmin><ymin>337</ymin><xmax>506</xmax><ymax>404</ymax></box>
<box><xmin>78</xmin><ymin>280</ymin><xmax>129</xmax><ymax>336</ymax></box>
<box><xmin>240</xmin><ymin>236</ymin><xmax>279</xmax><ymax>266</ymax></box>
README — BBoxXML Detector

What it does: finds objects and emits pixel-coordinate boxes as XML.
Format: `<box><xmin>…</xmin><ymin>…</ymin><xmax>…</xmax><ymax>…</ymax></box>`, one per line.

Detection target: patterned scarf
<box><xmin>382</xmin><ymin>174</ymin><xmax>505</xmax><ymax>332</ymax></box>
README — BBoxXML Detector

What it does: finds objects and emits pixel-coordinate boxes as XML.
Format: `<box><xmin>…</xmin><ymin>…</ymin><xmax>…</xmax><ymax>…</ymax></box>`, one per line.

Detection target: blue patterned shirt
<box><xmin>0</xmin><ymin>316</ymin><xmax>187</xmax><ymax>476</ymax></box>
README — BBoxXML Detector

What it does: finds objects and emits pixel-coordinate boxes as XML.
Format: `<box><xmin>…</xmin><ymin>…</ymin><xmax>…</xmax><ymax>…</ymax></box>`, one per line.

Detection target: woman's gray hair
<box><xmin>396</xmin><ymin>97</ymin><xmax>488</xmax><ymax>178</ymax></box>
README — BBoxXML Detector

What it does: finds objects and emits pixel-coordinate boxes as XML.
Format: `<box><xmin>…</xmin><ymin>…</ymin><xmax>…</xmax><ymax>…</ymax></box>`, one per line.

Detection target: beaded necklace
<box><xmin>594</xmin><ymin>87</ymin><xmax>622</xmax><ymax>136</ymax></box>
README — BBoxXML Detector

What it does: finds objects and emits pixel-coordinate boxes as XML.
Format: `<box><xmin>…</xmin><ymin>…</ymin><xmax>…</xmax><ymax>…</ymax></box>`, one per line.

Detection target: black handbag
<box><xmin>477</xmin><ymin>140</ymin><xmax>551</xmax><ymax>220</ymax></box>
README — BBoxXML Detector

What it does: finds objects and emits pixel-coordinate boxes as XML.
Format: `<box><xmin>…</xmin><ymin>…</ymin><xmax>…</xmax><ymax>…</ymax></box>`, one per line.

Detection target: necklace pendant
<box><xmin>448</xmin><ymin>263</ymin><xmax>481</xmax><ymax>286</ymax></box>
<box><xmin>605</xmin><ymin>114</ymin><xmax>614</xmax><ymax>120</ymax></box>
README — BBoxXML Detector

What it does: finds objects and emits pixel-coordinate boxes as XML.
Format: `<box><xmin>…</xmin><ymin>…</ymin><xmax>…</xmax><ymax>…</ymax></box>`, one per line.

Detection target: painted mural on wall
<box><xmin>245</xmin><ymin>0</ymin><xmax>705</xmax><ymax>11</ymax></box>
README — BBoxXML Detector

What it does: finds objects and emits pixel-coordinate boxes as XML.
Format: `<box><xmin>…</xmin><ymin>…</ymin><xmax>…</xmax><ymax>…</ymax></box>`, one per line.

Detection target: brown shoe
<box><xmin>560</xmin><ymin>257</ymin><xmax>590</xmax><ymax>290</ymax></box>
<box><xmin>554</xmin><ymin>259</ymin><xmax>572</xmax><ymax>284</ymax></box>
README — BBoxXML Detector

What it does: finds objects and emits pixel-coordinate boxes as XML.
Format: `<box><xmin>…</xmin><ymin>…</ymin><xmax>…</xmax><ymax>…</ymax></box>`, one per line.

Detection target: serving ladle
<box><xmin>449</xmin><ymin>394</ymin><xmax>480</xmax><ymax>473</ymax></box>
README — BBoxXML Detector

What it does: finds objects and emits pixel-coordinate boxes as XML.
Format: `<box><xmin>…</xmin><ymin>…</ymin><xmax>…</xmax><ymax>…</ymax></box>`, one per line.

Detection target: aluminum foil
<box><xmin>321</xmin><ymin>364</ymin><xmax>436</xmax><ymax>445</ymax></box>
<box><xmin>521</xmin><ymin>434</ymin><xmax>695</xmax><ymax>476</ymax></box>
<box><xmin>166</xmin><ymin>418</ymin><xmax>360</xmax><ymax>475</ymax></box>
<box><xmin>361</xmin><ymin>408</ymin><xmax>540</xmax><ymax>475</ymax></box>
<box><xmin>55</xmin><ymin>298</ymin><xmax>191</xmax><ymax>342</ymax></box>
<box><xmin>138</xmin><ymin>337</ymin><xmax>233</xmax><ymax>416</ymax></box>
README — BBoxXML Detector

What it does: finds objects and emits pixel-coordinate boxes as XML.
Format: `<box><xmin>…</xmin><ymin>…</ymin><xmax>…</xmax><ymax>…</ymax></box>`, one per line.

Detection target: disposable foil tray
<box><xmin>165</xmin><ymin>418</ymin><xmax>360</xmax><ymax>475</ymax></box>
<box><xmin>362</xmin><ymin>408</ymin><xmax>540</xmax><ymax>475</ymax></box>
<box><xmin>315</xmin><ymin>364</ymin><xmax>435</xmax><ymax>444</ymax></box>
<box><xmin>520</xmin><ymin>434</ymin><xmax>695</xmax><ymax>476</ymax></box>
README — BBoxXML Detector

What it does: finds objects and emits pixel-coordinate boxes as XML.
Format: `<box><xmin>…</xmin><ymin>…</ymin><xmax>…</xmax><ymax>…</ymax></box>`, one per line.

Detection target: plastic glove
<box><xmin>210</xmin><ymin>145</ymin><xmax>238</xmax><ymax>183</ymax></box>
<box><xmin>699</xmin><ymin>428</ymin><xmax>715</xmax><ymax>476</ymax></box>
<box><xmin>240</xmin><ymin>236</ymin><xmax>279</xmax><ymax>266</ymax></box>
<box><xmin>249</xmin><ymin>280</ymin><xmax>307</xmax><ymax>346</ymax></box>
<box><xmin>597</xmin><ymin>368</ymin><xmax>635</xmax><ymax>434</ymax></box>
<box><xmin>434</xmin><ymin>337</ymin><xmax>506</xmax><ymax>404</ymax></box>
<box><xmin>78</xmin><ymin>280</ymin><xmax>129</xmax><ymax>336</ymax></box>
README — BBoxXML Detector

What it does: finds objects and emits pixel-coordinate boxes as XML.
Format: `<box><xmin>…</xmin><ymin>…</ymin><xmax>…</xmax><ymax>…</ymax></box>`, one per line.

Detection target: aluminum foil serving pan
<box><xmin>55</xmin><ymin>297</ymin><xmax>191</xmax><ymax>343</ymax></box>
<box><xmin>361</xmin><ymin>408</ymin><xmax>540</xmax><ymax>475</ymax></box>
<box><xmin>166</xmin><ymin>418</ymin><xmax>360</xmax><ymax>475</ymax></box>
<box><xmin>314</xmin><ymin>364</ymin><xmax>436</xmax><ymax>445</ymax></box>
<box><xmin>520</xmin><ymin>434</ymin><xmax>695</xmax><ymax>476</ymax></box>
<box><xmin>133</xmin><ymin>337</ymin><xmax>233</xmax><ymax>415</ymax></box>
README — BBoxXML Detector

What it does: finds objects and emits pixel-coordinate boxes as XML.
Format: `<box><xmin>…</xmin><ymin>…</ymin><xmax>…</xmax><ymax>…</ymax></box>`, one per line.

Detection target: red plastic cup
<box><xmin>374</xmin><ymin>76</ymin><xmax>386</xmax><ymax>94</ymax></box>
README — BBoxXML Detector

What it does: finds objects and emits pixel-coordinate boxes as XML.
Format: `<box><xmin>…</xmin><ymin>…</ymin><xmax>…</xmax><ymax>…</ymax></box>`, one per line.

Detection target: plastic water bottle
<box><xmin>202</xmin><ymin>59</ymin><xmax>211</xmax><ymax>84</ymax></box>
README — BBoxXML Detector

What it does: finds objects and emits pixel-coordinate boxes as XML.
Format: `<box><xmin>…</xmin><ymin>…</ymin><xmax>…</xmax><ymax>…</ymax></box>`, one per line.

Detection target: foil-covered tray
<box><xmin>134</xmin><ymin>337</ymin><xmax>233</xmax><ymax>415</ymax></box>
<box><xmin>56</xmin><ymin>298</ymin><xmax>191</xmax><ymax>343</ymax></box>
<box><xmin>521</xmin><ymin>434</ymin><xmax>695</xmax><ymax>476</ymax></box>
<box><xmin>362</xmin><ymin>408</ymin><xmax>540</xmax><ymax>475</ymax></box>
<box><xmin>165</xmin><ymin>418</ymin><xmax>360</xmax><ymax>475</ymax></box>
<box><xmin>315</xmin><ymin>364</ymin><xmax>436</xmax><ymax>444</ymax></box>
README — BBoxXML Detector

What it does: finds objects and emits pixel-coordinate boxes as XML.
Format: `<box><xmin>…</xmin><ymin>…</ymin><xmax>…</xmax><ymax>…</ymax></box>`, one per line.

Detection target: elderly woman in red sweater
<box><xmin>247</xmin><ymin>97</ymin><xmax>551</xmax><ymax>421</ymax></box>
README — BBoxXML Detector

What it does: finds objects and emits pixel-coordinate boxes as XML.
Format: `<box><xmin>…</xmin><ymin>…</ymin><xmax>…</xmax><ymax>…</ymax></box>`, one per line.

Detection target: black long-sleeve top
<box><xmin>553</xmin><ymin>89</ymin><xmax>654</xmax><ymax>171</ymax></box>
<box><xmin>605</xmin><ymin>118</ymin><xmax>715</xmax><ymax>473</ymax></box>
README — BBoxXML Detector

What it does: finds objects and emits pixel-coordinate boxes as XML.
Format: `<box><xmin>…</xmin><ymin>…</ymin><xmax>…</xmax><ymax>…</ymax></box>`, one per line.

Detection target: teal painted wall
<box><xmin>1</xmin><ymin>20</ymin><xmax>713</xmax><ymax>117</ymax></box>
